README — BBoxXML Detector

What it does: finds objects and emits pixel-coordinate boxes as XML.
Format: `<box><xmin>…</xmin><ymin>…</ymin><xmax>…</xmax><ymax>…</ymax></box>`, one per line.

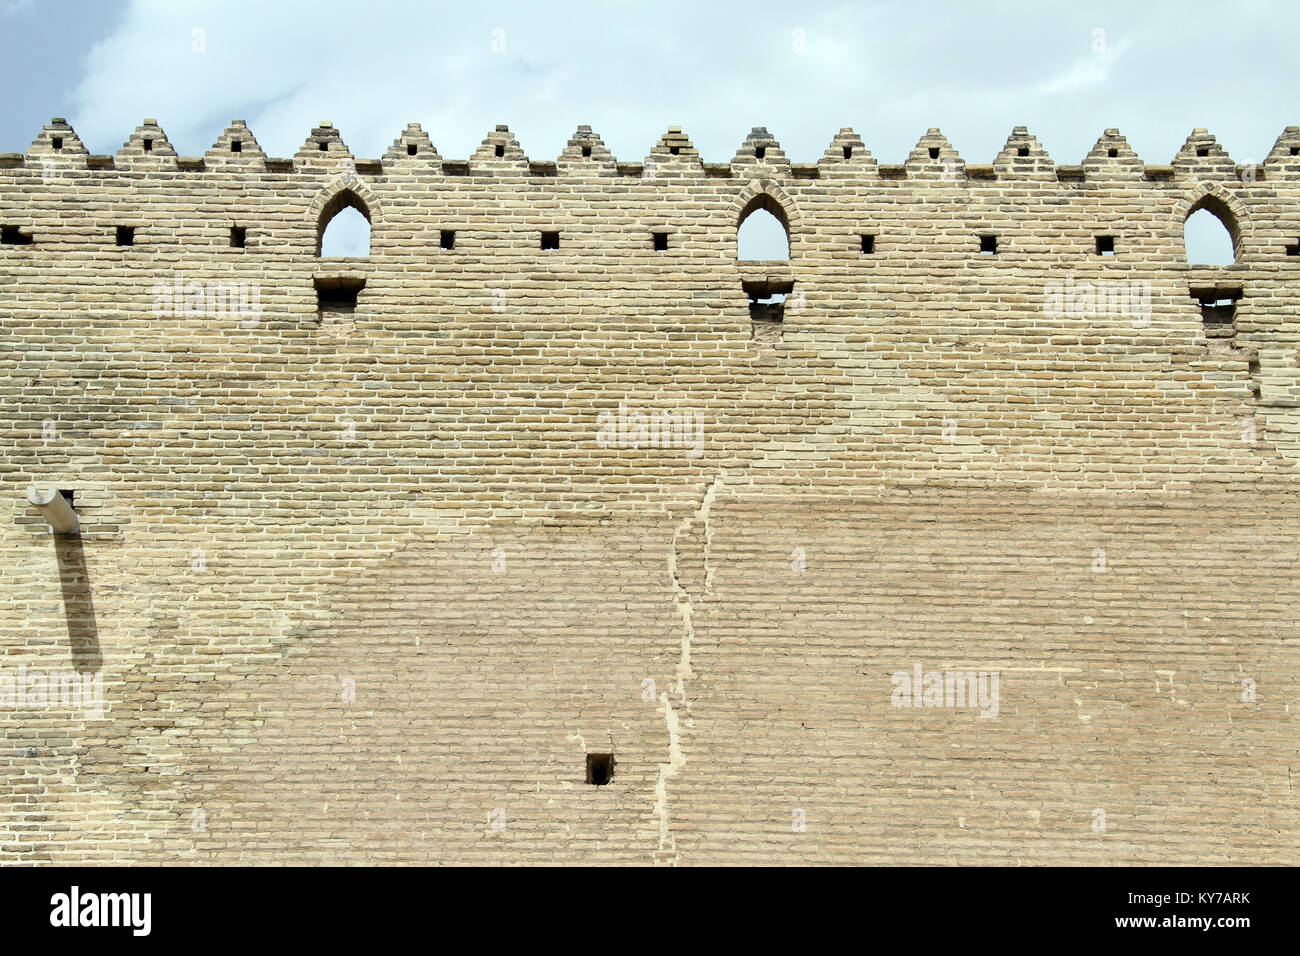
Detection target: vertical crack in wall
<box><xmin>654</xmin><ymin>475</ymin><xmax>724</xmax><ymax>865</ymax></box>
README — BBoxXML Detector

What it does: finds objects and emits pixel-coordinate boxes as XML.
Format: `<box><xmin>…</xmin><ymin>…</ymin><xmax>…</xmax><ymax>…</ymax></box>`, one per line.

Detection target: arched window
<box><xmin>737</xmin><ymin>194</ymin><xmax>790</xmax><ymax>261</ymax></box>
<box><xmin>1183</xmin><ymin>196</ymin><xmax>1238</xmax><ymax>266</ymax></box>
<box><xmin>318</xmin><ymin>189</ymin><xmax>371</xmax><ymax>257</ymax></box>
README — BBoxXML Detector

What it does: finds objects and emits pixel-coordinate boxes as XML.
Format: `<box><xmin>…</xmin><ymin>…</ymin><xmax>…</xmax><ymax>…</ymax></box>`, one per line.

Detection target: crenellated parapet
<box><xmin>3</xmin><ymin>117</ymin><xmax>1298</xmax><ymax>184</ymax></box>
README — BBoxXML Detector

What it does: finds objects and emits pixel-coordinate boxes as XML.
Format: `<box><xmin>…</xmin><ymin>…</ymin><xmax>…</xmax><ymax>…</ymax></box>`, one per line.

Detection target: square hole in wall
<box><xmin>494</xmin><ymin>144</ymin><xmax>505</xmax><ymax>158</ymax></box>
<box><xmin>1286</xmin><ymin>242</ymin><xmax>1299</xmax><ymax>256</ymax></box>
<box><xmin>652</xmin><ymin>231</ymin><xmax>669</xmax><ymax>251</ymax></box>
<box><xmin>51</xmin><ymin>136</ymin><xmax>63</xmax><ymax>150</ymax></box>
<box><xmin>979</xmin><ymin>234</ymin><xmax>997</xmax><ymax>254</ymax></box>
<box><xmin>669</xmin><ymin>146</ymin><xmax>680</xmax><ymax>155</ymax></box>
<box><xmin>1108</xmin><ymin>148</ymin><xmax>1118</xmax><ymax>158</ymax></box>
<box><xmin>586</xmin><ymin>753</ymin><xmax>614</xmax><ymax>786</ymax></box>
<box><xmin>440</xmin><ymin>230</ymin><xmax>456</xmax><ymax>250</ymax></box>
<box><xmin>58</xmin><ymin>489</ymin><xmax>75</xmax><ymax>508</ymax></box>
<box><xmin>581</xmin><ymin>145</ymin><xmax>592</xmax><ymax>157</ymax></box>
<box><xmin>1017</xmin><ymin>146</ymin><xmax>1030</xmax><ymax>157</ymax></box>
<box><xmin>315</xmin><ymin>276</ymin><xmax>366</xmax><ymax>318</ymax></box>
<box><xmin>1095</xmin><ymin>235</ymin><xmax>1115</xmax><ymax>255</ymax></box>
<box><xmin>116</xmin><ymin>226</ymin><xmax>135</xmax><ymax>247</ymax></box>
<box><xmin>1291</xmin><ymin>146</ymin><xmax>1300</xmax><ymax>156</ymax></box>
<box><xmin>231</xmin><ymin>140</ymin><xmax>242</xmax><ymax>153</ymax></box>
<box><xmin>755</xmin><ymin>146</ymin><xmax>767</xmax><ymax>159</ymax></box>
<box><xmin>143</xmin><ymin>138</ymin><xmax>153</xmax><ymax>152</ymax></box>
<box><xmin>1</xmin><ymin>225</ymin><xmax>33</xmax><ymax>245</ymax></box>
<box><xmin>318</xmin><ymin>141</ymin><xmax>328</xmax><ymax>151</ymax></box>
<box><xmin>861</xmin><ymin>234</ymin><xmax>875</xmax><ymax>254</ymax></box>
<box><xmin>928</xmin><ymin>146</ymin><xmax>940</xmax><ymax>159</ymax></box>
<box><xmin>230</xmin><ymin>226</ymin><xmax>247</xmax><ymax>249</ymax></box>
<box><xmin>1197</xmin><ymin>147</ymin><xmax>1209</xmax><ymax>157</ymax></box>
<box><xmin>843</xmin><ymin>146</ymin><xmax>853</xmax><ymax>159</ymax></box>
<box><xmin>540</xmin><ymin>231</ymin><xmax>560</xmax><ymax>250</ymax></box>
<box><xmin>407</xmin><ymin>143</ymin><xmax>417</xmax><ymax>156</ymax></box>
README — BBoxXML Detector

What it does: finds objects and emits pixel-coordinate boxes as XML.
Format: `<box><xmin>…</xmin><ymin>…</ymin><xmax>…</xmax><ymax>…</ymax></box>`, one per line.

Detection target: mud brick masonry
<box><xmin>2</xmin><ymin>116</ymin><xmax>1300</xmax><ymax>865</ymax></box>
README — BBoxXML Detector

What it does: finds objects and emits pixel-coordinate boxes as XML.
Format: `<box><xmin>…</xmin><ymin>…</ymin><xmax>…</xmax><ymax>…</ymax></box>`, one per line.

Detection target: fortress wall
<box><xmin>1</xmin><ymin>118</ymin><xmax>1298</xmax><ymax>863</ymax></box>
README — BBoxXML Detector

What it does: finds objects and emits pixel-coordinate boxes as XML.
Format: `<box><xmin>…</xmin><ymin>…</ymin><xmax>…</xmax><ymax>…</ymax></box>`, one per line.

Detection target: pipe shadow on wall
<box><xmin>54</xmin><ymin>534</ymin><xmax>101</xmax><ymax>674</ymax></box>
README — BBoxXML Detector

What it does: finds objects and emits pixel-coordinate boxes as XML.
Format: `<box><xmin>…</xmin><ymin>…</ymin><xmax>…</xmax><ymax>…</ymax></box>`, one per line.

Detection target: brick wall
<box><xmin>1</xmin><ymin>118</ymin><xmax>1298</xmax><ymax>863</ymax></box>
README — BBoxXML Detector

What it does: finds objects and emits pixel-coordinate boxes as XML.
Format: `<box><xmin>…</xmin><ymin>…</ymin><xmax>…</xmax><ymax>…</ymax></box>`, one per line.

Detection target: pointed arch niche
<box><xmin>311</xmin><ymin>184</ymin><xmax>378</xmax><ymax>321</ymax></box>
<box><xmin>733</xmin><ymin>185</ymin><xmax>799</xmax><ymax>345</ymax></box>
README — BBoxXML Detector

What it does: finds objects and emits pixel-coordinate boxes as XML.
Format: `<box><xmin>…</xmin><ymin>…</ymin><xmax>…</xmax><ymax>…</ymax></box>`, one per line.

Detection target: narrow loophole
<box><xmin>861</xmin><ymin>234</ymin><xmax>875</xmax><ymax>254</ymax></box>
<box><xmin>230</xmin><ymin>226</ymin><xmax>247</xmax><ymax>249</ymax></box>
<box><xmin>494</xmin><ymin>144</ymin><xmax>505</xmax><ymax>158</ymax></box>
<box><xmin>586</xmin><ymin>753</ymin><xmax>614</xmax><ymax>786</ymax></box>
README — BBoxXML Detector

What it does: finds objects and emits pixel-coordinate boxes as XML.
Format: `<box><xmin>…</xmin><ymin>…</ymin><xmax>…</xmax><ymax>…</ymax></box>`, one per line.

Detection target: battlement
<box><xmin>4</xmin><ymin>118</ymin><xmax>1299</xmax><ymax>184</ymax></box>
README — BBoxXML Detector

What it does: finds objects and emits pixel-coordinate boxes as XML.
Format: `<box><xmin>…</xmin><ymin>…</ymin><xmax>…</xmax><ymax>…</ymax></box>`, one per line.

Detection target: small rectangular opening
<box><xmin>494</xmin><ymin>144</ymin><xmax>505</xmax><ymax>158</ymax></box>
<box><xmin>231</xmin><ymin>140</ymin><xmax>242</xmax><ymax>152</ymax></box>
<box><xmin>1017</xmin><ymin>146</ymin><xmax>1030</xmax><ymax>157</ymax></box>
<box><xmin>1107</xmin><ymin>148</ymin><xmax>1118</xmax><ymax>158</ymax></box>
<box><xmin>1192</xmin><ymin>284</ymin><xmax>1243</xmax><ymax>338</ymax></box>
<box><xmin>143</xmin><ymin>138</ymin><xmax>153</xmax><ymax>152</ymax></box>
<box><xmin>1</xmin><ymin>225</ymin><xmax>33</xmax><ymax>245</ymax></box>
<box><xmin>1197</xmin><ymin>147</ymin><xmax>1209</xmax><ymax>157</ymax></box>
<box><xmin>230</xmin><ymin>226</ymin><xmax>246</xmax><ymax>249</ymax></box>
<box><xmin>1095</xmin><ymin>235</ymin><xmax>1115</xmax><ymax>256</ymax></box>
<box><xmin>755</xmin><ymin>146</ymin><xmax>766</xmax><ymax>159</ymax></box>
<box><xmin>318</xmin><ymin>141</ymin><xmax>328</xmax><ymax>151</ymax></box>
<box><xmin>51</xmin><ymin>136</ymin><xmax>62</xmax><ymax>150</ymax></box>
<box><xmin>116</xmin><ymin>226</ymin><xmax>135</xmax><ymax>247</ymax></box>
<box><xmin>743</xmin><ymin>277</ymin><xmax>794</xmax><ymax>331</ymax></box>
<box><xmin>860</xmin><ymin>234</ymin><xmax>875</xmax><ymax>254</ymax></box>
<box><xmin>407</xmin><ymin>143</ymin><xmax>417</xmax><ymax>156</ymax></box>
<box><xmin>440</xmin><ymin>229</ymin><xmax>456</xmax><ymax>250</ymax></box>
<box><xmin>843</xmin><ymin>146</ymin><xmax>852</xmax><ymax>159</ymax></box>
<box><xmin>1200</xmin><ymin>298</ymin><xmax>1238</xmax><ymax>336</ymax></box>
<box><xmin>443</xmin><ymin>161</ymin><xmax>469</xmax><ymax>176</ymax></box>
<box><xmin>652</xmin><ymin>231</ymin><xmax>668</xmax><ymax>251</ymax></box>
<box><xmin>1291</xmin><ymin>147</ymin><xmax>1300</xmax><ymax>156</ymax></box>
<box><xmin>315</xmin><ymin>276</ymin><xmax>366</xmax><ymax>318</ymax></box>
<box><xmin>540</xmin><ymin>231</ymin><xmax>560</xmax><ymax>250</ymax></box>
<box><xmin>979</xmin><ymin>234</ymin><xmax>997</xmax><ymax>254</ymax></box>
<box><xmin>581</xmin><ymin>145</ymin><xmax>592</xmax><ymax>157</ymax></box>
<box><xmin>669</xmin><ymin>146</ymin><xmax>680</xmax><ymax>155</ymax></box>
<box><xmin>586</xmin><ymin>753</ymin><xmax>614</xmax><ymax>786</ymax></box>
<box><xmin>58</xmin><ymin>489</ymin><xmax>75</xmax><ymax>508</ymax></box>
<box><xmin>928</xmin><ymin>146</ymin><xmax>939</xmax><ymax>159</ymax></box>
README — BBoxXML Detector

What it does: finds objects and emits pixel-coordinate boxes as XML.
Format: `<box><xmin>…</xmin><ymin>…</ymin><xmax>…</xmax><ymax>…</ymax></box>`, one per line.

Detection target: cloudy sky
<box><xmin>3</xmin><ymin>0</ymin><xmax>1294</xmax><ymax>260</ymax></box>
